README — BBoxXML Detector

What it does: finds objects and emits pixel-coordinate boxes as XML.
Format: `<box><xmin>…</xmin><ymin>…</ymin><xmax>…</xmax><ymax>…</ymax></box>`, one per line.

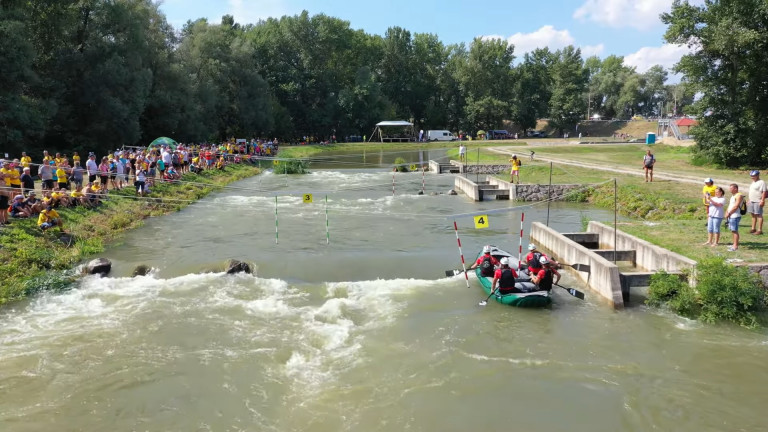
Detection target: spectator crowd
<box><xmin>0</xmin><ymin>139</ymin><xmax>280</xmax><ymax>231</ymax></box>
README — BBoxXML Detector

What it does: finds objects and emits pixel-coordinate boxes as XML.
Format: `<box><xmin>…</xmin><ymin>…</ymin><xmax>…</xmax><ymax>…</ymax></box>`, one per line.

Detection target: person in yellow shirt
<box><xmin>54</xmin><ymin>153</ymin><xmax>64</xmax><ymax>166</ymax></box>
<box><xmin>20</xmin><ymin>152</ymin><xmax>32</xmax><ymax>169</ymax></box>
<box><xmin>70</xmin><ymin>186</ymin><xmax>86</xmax><ymax>207</ymax></box>
<box><xmin>6</xmin><ymin>163</ymin><xmax>21</xmax><ymax>192</ymax></box>
<box><xmin>0</xmin><ymin>162</ymin><xmax>13</xmax><ymax>189</ymax></box>
<box><xmin>38</xmin><ymin>205</ymin><xmax>64</xmax><ymax>231</ymax></box>
<box><xmin>72</xmin><ymin>152</ymin><xmax>81</xmax><ymax>164</ymax></box>
<box><xmin>509</xmin><ymin>154</ymin><xmax>522</xmax><ymax>184</ymax></box>
<box><xmin>703</xmin><ymin>178</ymin><xmax>717</xmax><ymax>220</ymax></box>
<box><xmin>56</xmin><ymin>166</ymin><xmax>69</xmax><ymax>190</ymax></box>
<box><xmin>42</xmin><ymin>150</ymin><xmax>51</xmax><ymax>165</ymax></box>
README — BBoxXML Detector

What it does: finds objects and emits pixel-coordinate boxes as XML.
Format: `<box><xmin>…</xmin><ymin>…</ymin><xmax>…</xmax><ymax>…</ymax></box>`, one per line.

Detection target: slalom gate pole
<box><xmin>275</xmin><ymin>195</ymin><xmax>279</xmax><ymax>244</ymax></box>
<box><xmin>518</xmin><ymin>212</ymin><xmax>525</xmax><ymax>269</ymax></box>
<box><xmin>421</xmin><ymin>166</ymin><xmax>426</xmax><ymax>195</ymax></box>
<box><xmin>453</xmin><ymin>220</ymin><xmax>470</xmax><ymax>289</ymax></box>
<box><xmin>325</xmin><ymin>194</ymin><xmax>330</xmax><ymax>245</ymax></box>
<box><xmin>392</xmin><ymin>170</ymin><xmax>396</xmax><ymax>196</ymax></box>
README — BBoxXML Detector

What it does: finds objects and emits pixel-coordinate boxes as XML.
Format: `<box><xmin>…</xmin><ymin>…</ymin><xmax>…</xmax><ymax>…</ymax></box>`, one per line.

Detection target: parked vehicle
<box><xmin>427</xmin><ymin>130</ymin><xmax>456</xmax><ymax>141</ymax></box>
<box><xmin>526</xmin><ymin>130</ymin><xmax>546</xmax><ymax>138</ymax></box>
<box><xmin>487</xmin><ymin>130</ymin><xmax>510</xmax><ymax>140</ymax></box>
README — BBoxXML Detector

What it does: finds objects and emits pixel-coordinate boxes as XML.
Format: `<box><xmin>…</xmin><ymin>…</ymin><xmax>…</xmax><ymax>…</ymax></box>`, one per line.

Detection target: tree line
<box><xmin>2</xmin><ymin>0</ymin><xmax>693</xmax><ymax>159</ymax></box>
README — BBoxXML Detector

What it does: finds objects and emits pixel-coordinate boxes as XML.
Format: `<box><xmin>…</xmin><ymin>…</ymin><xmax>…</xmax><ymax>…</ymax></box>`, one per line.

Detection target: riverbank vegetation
<box><xmin>648</xmin><ymin>259</ymin><xmax>767</xmax><ymax>329</ymax></box>
<box><xmin>0</xmin><ymin>164</ymin><xmax>260</xmax><ymax>304</ymax></box>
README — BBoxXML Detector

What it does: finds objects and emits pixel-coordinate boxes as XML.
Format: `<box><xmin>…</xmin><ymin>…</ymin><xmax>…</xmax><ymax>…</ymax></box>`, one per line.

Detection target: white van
<box><xmin>427</xmin><ymin>130</ymin><xmax>456</xmax><ymax>141</ymax></box>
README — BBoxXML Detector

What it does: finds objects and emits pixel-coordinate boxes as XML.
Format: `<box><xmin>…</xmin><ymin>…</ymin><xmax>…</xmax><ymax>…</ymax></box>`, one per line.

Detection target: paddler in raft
<box><xmin>469</xmin><ymin>245</ymin><xmax>499</xmax><ymax>277</ymax></box>
<box><xmin>531</xmin><ymin>257</ymin><xmax>560</xmax><ymax>291</ymax></box>
<box><xmin>524</xmin><ymin>243</ymin><xmax>560</xmax><ymax>274</ymax></box>
<box><xmin>490</xmin><ymin>257</ymin><xmax>520</xmax><ymax>295</ymax></box>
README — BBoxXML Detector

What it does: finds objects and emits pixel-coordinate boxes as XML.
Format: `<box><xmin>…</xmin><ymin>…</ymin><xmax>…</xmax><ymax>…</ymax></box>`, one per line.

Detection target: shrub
<box><xmin>647</xmin><ymin>258</ymin><xmax>767</xmax><ymax>328</ymax></box>
<box><xmin>275</xmin><ymin>159</ymin><xmax>310</xmax><ymax>174</ymax></box>
<box><xmin>393</xmin><ymin>157</ymin><xmax>409</xmax><ymax>172</ymax></box>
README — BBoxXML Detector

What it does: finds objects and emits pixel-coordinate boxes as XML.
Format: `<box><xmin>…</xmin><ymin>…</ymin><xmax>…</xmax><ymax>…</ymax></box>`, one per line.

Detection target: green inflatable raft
<box><xmin>474</xmin><ymin>246</ymin><xmax>552</xmax><ymax>308</ymax></box>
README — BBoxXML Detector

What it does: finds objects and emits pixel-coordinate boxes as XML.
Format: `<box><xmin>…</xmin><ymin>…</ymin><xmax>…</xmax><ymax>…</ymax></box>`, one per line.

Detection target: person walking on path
<box><xmin>725</xmin><ymin>183</ymin><xmax>745</xmax><ymax>251</ymax></box>
<box><xmin>748</xmin><ymin>170</ymin><xmax>767</xmax><ymax>235</ymax></box>
<box><xmin>642</xmin><ymin>149</ymin><xmax>655</xmax><ymax>182</ymax></box>
<box><xmin>703</xmin><ymin>187</ymin><xmax>725</xmax><ymax>246</ymax></box>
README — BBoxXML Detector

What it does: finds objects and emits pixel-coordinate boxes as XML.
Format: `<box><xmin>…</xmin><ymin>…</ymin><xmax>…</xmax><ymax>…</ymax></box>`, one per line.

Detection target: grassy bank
<box><xmin>278</xmin><ymin>140</ymin><xmax>527</xmax><ymax>159</ymax></box>
<box><xmin>0</xmin><ymin>164</ymin><xmax>261</xmax><ymax>304</ymax></box>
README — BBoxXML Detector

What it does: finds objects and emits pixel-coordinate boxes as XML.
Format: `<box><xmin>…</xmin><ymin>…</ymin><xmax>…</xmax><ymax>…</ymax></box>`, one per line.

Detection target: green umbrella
<box><xmin>149</xmin><ymin>137</ymin><xmax>177</xmax><ymax>150</ymax></box>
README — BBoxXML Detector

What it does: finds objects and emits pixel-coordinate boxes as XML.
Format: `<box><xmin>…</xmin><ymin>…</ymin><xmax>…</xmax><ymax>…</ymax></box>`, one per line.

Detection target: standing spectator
<box><xmin>20</xmin><ymin>152</ymin><xmax>31</xmax><ymax>172</ymax></box>
<box><xmin>98</xmin><ymin>157</ymin><xmax>109</xmax><ymax>189</ymax></box>
<box><xmin>702</xmin><ymin>178</ymin><xmax>716</xmax><ymax>222</ymax></box>
<box><xmin>20</xmin><ymin>167</ymin><xmax>34</xmax><ymax>195</ymax></box>
<box><xmin>72</xmin><ymin>161</ymin><xmax>84</xmax><ymax>189</ymax></box>
<box><xmin>55</xmin><ymin>164</ymin><xmax>69</xmax><ymax>190</ymax></box>
<box><xmin>703</xmin><ymin>187</ymin><xmax>725</xmax><ymax>246</ymax></box>
<box><xmin>40</xmin><ymin>161</ymin><xmax>54</xmax><ymax>191</ymax></box>
<box><xmin>748</xmin><ymin>170</ymin><xmax>767</xmax><ymax>235</ymax></box>
<box><xmin>86</xmin><ymin>154</ymin><xmax>98</xmax><ymax>184</ymax></box>
<box><xmin>509</xmin><ymin>154</ymin><xmax>521</xmax><ymax>184</ymax></box>
<box><xmin>459</xmin><ymin>143</ymin><xmax>467</xmax><ymax>163</ymax></box>
<box><xmin>642</xmin><ymin>149</ymin><xmax>655</xmax><ymax>182</ymax></box>
<box><xmin>0</xmin><ymin>167</ymin><xmax>8</xmax><ymax>226</ymax></box>
<box><xmin>725</xmin><ymin>184</ymin><xmax>745</xmax><ymax>251</ymax></box>
<box><xmin>72</xmin><ymin>151</ymin><xmax>80</xmax><ymax>166</ymax></box>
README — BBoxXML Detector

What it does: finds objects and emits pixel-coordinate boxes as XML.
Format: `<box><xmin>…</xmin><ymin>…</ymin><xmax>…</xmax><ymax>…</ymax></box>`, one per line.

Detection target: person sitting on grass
<box><xmin>10</xmin><ymin>195</ymin><xmax>31</xmax><ymax>219</ymax></box>
<box><xmin>70</xmin><ymin>186</ymin><xmax>87</xmax><ymax>207</ymax></box>
<box><xmin>38</xmin><ymin>204</ymin><xmax>64</xmax><ymax>232</ymax></box>
<box><xmin>83</xmin><ymin>183</ymin><xmax>100</xmax><ymax>207</ymax></box>
<box><xmin>24</xmin><ymin>191</ymin><xmax>42</xmax><ymax>215</ymax></box>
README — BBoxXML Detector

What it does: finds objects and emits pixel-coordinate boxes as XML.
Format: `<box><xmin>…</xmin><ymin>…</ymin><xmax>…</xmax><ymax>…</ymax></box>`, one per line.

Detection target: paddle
<box><xmin>555</xmin><ymin>283</ymin><xmax>585</xmax><ymax>300</ymax></box>
<box><xmin>568</xmin><ymin>263</ymin><xmax>591</xmax><ymax>273</ymax></box>
<box><xmin>478</xmin><ymin>290</ymin><xmax>496</xmax><ymax>306</ymax></box>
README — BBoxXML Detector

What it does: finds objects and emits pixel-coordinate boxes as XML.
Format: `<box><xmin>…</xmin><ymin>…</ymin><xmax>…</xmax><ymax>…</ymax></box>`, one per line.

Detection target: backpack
<box><xmin>739</xmin><ymin>194</ymin><xmax>747</xmax><ymax>215</ymax></box>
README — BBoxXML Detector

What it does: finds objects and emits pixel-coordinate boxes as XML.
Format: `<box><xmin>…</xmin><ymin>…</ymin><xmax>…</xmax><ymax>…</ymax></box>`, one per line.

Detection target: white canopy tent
<box><xmin>369</xmin><ymin>120</ymin><xmax>415</xmax><ymax>142</ymax></box>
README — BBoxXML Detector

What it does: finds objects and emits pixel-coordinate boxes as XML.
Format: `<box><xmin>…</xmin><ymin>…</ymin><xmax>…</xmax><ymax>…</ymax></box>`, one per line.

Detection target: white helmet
<box><xmin>483</xmin><ymin>245</ymin><xmax>491</xmax><ymax>253</ymax></box>
<box><xmin>528</xmin><ymin>243</ymin><xmax>537</xmax><ymax>251</ymax></box>
<box><xmin>539</xmin><ymin>256</ymin><xmax>550</xmax><ymax>265</ymax></box>
<box><xmin>500</xmin><ymin>257</ymin><xmax>510</xmax><ymax>266</ymax></box>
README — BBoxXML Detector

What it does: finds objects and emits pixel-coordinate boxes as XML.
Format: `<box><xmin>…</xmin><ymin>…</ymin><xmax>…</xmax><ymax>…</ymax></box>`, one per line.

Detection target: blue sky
<box><xmin>159</xmin><ymin>0</ymin><xmax>698</xmax><ymax>75</ymax></box>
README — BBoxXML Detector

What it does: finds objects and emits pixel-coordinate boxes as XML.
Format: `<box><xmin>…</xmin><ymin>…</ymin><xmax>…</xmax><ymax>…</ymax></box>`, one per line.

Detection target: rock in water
<box><xmin>86</xmin><ymin>258</ymin><xmax>112</xmax><ymax>276</ymax></box>
<box><xmin>226</xmin><ymin>259</ymin><xmax>252</xmax><ymax>275</ymax></box>
<box><xmin>133</xmin><ymin>265</ymin><xmax>152</xmax><ymax>277</ymax></box>
<box><xmin>448</xmin><ymin>189</ymin><xmax>458</xmax><ymax>195</ymax></box>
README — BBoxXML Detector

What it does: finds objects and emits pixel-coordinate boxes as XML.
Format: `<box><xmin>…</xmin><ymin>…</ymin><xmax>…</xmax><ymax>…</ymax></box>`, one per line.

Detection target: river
<box><xmin>1</xmin><ymin>152</ymin><xmax>766</xmax><ymax>431</ymax></box>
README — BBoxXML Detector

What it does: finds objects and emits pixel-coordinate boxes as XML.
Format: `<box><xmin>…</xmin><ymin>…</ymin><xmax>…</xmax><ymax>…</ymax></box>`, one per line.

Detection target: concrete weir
<box><xmin>530</xmin><ymin>221</ymin><xmax>696</xmax><ymax>309</ymax></box>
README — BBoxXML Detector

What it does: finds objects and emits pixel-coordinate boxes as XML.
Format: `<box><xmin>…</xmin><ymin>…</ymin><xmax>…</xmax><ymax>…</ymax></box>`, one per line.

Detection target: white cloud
<box><xmin>507</xmin><ymin>25</ymin><xmax>575</xmax><ymax>54</ymax></box>
<box><xmin>573</xmin><ymin>0</ymin><xmax>704</xmax><ymax>30</ymax></box>
<box><xmin>228</xmin><ymin>0</ymin><xmax>289</xmax><ymax>24</ymax></box>
<box><xmin>482</xmin><ymin>25</ymin><xmax>603</xmax><ymax>58</ymax></box>
<box><xmin>581</xmin><ymin>43</ymin><xmax>605</xmax><ymax>58</ymax></box>
<box><xmin>623</xmin><ymin>43</ymin><xmax>692</xmax><ymax>73</ymax></box>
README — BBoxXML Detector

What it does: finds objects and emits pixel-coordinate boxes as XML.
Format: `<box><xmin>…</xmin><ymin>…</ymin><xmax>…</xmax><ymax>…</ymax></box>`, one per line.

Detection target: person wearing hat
<box><xmin>748</xmin><ymin>170</ymin><xmax>767</xmax><ymax>235</ymax></box>
<box><xmin>38</xmin><ymin>204</ymin><xmax>63</xmax><ymax>231</ymax></box>
<box><xmin>24</xmin><ymin>191</ymin><xmax>42</xmax><ymax>215</ymax></box>
<box><xmin>525</xmin><ymin>244</ymin><xmax>559</xmax><ymax>275</ymax></box>
<box><xmin>509</xmin><ymin>154</ymin><xmax>521</xmax><ymax>184</ymax></box>
<box><xmin>10</xmin><ymin>195</ymin><xmax>30</xmax><ymax>218</ymax></box>
<box><xmin>702</xmin><ymin>178</ymin><xmax>717</xmax><ymax>222</ymax></box>
<box><xmin>470</xmin><ymin>245</ymin><xmax>500</xmax><ymax>277</ymax></box>
<box><xmin>531</xmin><ymin>256</ymin><xmax>560</xmax><ymax>291</ymax></box>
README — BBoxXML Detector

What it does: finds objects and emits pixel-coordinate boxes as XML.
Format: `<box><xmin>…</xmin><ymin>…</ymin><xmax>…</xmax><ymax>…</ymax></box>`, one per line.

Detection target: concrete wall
<box><xmin>449</xmin><ymin>161</ymin><xmax>507</xmax><ymax>174</ymax></box>
<box><xmin>531</xmin><ymin>222</ymin><xmax>625</xmax><ymax>308</ymax></box>
<box><xmin>487</xmin><ymin>177</ymin><xmax>514</xmax><ymax>198</ymax></box>
<box><xmin>428</xmin><ymin>160</ymin><xmax>440</xmax><ymax>173</ymax></box>
<box><xmin>587</xmin><ymin>221</ymin><xmax>696</xmax><ymax>272</ymax></box>
<box><xmin>454</xmin><ymin>176</ymin><xmax>480</xmax><ymax>200</ymax></box>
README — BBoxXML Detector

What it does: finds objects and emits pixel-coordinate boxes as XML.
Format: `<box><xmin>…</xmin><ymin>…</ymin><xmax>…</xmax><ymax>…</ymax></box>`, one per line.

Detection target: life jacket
<box><xmin>528</xmin><ymin>252</ymin><xmax>542</xmax><ymax>270</ymax></box>
<box><xmin>480</xmin><ymin>255</ymin><xmax>495</xmax><ymax>277</ymax></box>
<box><xmin>498</xmin><ymin>268</ymin><xmax>516</xmax><ymax>290</ymax></box>
<box><xmin>538</xmin><ymin>269</ymin><xmax>553</xmax><ymax>291</ymax></box>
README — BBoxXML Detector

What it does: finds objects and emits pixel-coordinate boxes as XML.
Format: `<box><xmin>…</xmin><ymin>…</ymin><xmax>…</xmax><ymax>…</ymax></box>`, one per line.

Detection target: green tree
<box><xmin>663</xmin><ymin>0</ymin><xmax>768</xmax><ymax>167</ymax></box>
<box><xmin>511</xmin><ymin>48</ymin><xmax>553</xmax><ymax>131</ymax></box>
<box><xmin>548</xmin><ymin>46</ymin><xmax>587</xmax><ymax>135</ymax></box>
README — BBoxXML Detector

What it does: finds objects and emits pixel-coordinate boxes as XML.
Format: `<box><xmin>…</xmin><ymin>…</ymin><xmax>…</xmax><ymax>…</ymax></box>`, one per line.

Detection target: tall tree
<box><xmin>511</xmin><ymin>48</ymin><xmax>553</xmax><ymax>131</ymax></box>
<box><xmin>663</xmin><ymin>0</ymin><xmax>768</xmax><ymax>167</ymax></box>
<box><xmin>548</xmin><ymin>46</ymin><xmax>587</xmax><ymax>135</ymax></box>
